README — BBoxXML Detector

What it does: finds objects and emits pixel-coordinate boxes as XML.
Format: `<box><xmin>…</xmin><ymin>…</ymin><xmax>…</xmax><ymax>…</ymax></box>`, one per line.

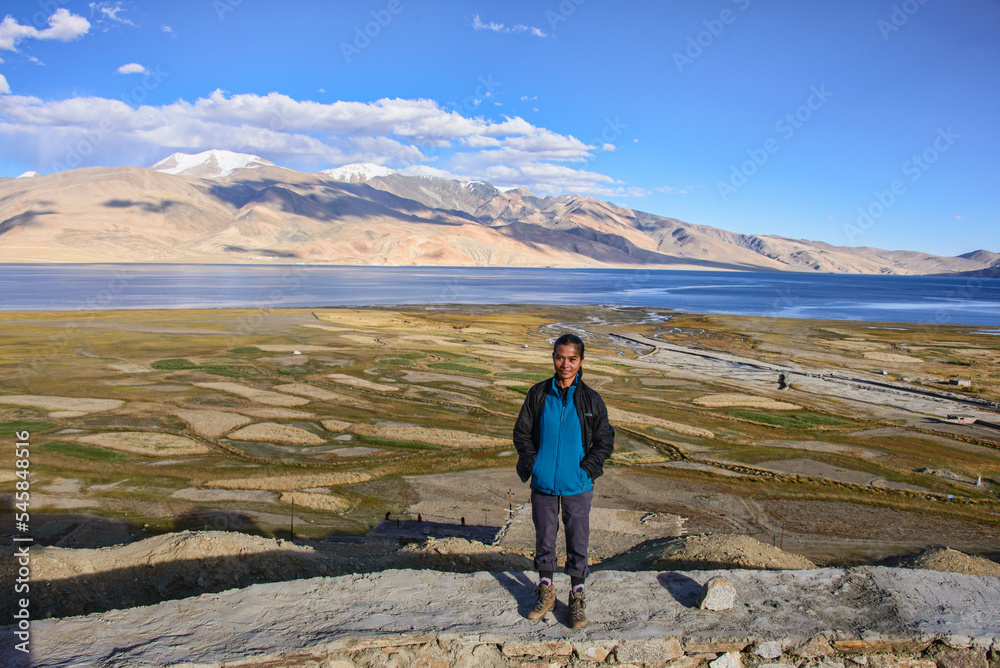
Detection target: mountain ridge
<box><xmin>0</xmin><ymin>152</ymin><xmax>995</xmax><ymax>274</ymax></box>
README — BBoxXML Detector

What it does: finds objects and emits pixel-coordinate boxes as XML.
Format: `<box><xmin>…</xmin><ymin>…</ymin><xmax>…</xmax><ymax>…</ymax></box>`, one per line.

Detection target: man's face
<box><xmin>552</xmin><ymin>343</ymin><xmax>583</xmax><ymax>387</ymax></box>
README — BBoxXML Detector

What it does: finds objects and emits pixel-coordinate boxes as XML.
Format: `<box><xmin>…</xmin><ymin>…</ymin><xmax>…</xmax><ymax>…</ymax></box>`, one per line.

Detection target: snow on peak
<box><xmin>150</xmin><ymin>150</ymin><xmax>274</xmax><ymax>179</ymax></box>
<box><xmin>320</xmin><ymin>162</ymin><xmax>396</xmax><ymax>182</ymax></box>
<box><xmin>16</xmin><ymin>171</ymin><xmax>41</xmax><ymax>178</ymax></box>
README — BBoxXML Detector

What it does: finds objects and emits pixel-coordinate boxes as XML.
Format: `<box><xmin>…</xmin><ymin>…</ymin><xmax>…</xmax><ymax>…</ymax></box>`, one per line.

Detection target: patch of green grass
<box><xmin>726</xmin><ymin>410</ymin><xmax>851</xmax><ymax>428</ymax></box>
<box><xmin>428</xmin><ymin>362</ymin><xmax>490</xmax><ymax>375</ymax></box>
<box><xmin>151</xmin><ymin>358</ymin><xmax>257</xmax><ymax>377</ymax></box>
<box><xmin>36</xmin><ymin>440</ymin><xmax>131</xmax><ymax>461</ymax></box>
<box><xmin>151</xmin><ymin>358</ymin><xmax>199</xmax><ymax>370</ymax></box>
<box><xmin>387</xmin><ymin>352</ymin><xmax>425</xmax><ymax>359</ymax></box>
<box><xmin>0</xmin><ymin>420</ymin><xmax>56</xmax><ymax>437</ymax></box>
<box><xmin>378</xmin><ymin>358</ymin><xmax>414</xmax><ymax>366</ymax></box>
<box><xmin>794</xmin><ymin>413</ymin><xmax>852</xmax><ymax>426</ymax></box>
<box><xmin>438</xmin><ymin>355</ymin><xmax>485</xmax><ymax>365</ymax></box>
<box><xmin>198</xmin><ymin>365</ymin><xmax>258</xmax><ymax>378</ymax></box>
<box><xmin>497</xmin><ymin>372</ymin><xmax>548</xmax><ymax>382</ymax></box>
<box><xmin>507</xmin><ymin>385</ymin><xmax>530</xmax><ymax>395</ymax></box>
<box><xmin>228</xmin><ymin>347</ymin><xmax>264</xmax><ymax>354</ymax></box>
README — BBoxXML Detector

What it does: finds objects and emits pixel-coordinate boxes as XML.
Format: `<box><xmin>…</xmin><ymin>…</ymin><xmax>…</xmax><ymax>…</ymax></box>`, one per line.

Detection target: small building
<box><xmin>947</xmin><ymin>379</ymin><xmax>972</xmax><ymax>387</ymax></box>
<box><xmin>946</xmin><ymin>414</ymin><xmax>977</xmax><ymax>425</ymax></box>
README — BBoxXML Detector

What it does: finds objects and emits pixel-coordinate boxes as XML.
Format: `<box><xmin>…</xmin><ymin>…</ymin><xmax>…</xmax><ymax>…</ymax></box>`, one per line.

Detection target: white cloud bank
<box><xmin>0</xmin><ymin>9</ymin><xmax>90</xmax><ymax>54</ymax></box>
<box><xmin>0</xmin><ymin>90</ymin><xmax>633</xmax><ymax>196</ymax></box>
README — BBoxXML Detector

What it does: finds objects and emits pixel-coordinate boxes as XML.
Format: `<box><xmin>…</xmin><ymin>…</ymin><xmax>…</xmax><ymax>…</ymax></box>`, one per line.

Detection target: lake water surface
<box><xmin>2</xmin><ymin>264</ymin><xmax>998</xmax><ymax>326</ymax></box>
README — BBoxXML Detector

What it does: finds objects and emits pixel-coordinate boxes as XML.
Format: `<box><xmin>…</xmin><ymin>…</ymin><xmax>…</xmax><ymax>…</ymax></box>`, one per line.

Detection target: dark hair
<box><xmin>552</xmin><ymin>333</ymin><xmax>585</xmax><ymax>358</ymax></box>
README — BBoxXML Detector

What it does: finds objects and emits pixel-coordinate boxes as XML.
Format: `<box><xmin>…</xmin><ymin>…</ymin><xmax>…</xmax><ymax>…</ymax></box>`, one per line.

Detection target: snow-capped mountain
<box><xmin>151</xmin><ymin>150</ymin><xmax>274</xmax><ymax>179</ymax></box>
<box><xmin>16</xmin><ymin>171</ymin><xmax>41</xmax><ymax>178</ymax></box>
<box><xmin>319</xmin><ymin>162</ymin><xmax>396</xmax><ymax>183</ymax></box>
<box><xmin>1</xmin><ymin>150</ymin><xmax>996</xmax><ymax>275</ymax></box>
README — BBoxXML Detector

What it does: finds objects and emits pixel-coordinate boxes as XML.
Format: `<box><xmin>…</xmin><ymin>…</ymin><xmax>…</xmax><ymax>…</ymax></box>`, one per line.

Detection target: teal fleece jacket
<box><xmin>512</xmin><ymin>373</ymin><xmax>615</xmax><ymax>491</ymax></box>
<box><xmin>529</xmin><ymin>376</ymin><xmax>592</xmax><ymax>496</ymax></box>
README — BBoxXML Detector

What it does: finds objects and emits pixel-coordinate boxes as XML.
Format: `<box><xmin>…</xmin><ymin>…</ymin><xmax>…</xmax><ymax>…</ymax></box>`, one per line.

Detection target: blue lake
<box><xmin>1</xmin><ymin>264</ymin><xmax>999</xmax><ymax>326</ymax></box>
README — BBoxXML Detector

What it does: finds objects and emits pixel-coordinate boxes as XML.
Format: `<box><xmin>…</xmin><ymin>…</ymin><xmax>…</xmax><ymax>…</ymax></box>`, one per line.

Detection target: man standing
<box><xmin>512</xmin><ymin>333</ymin><xmax>615</xmax><ymax>628</ymax></box>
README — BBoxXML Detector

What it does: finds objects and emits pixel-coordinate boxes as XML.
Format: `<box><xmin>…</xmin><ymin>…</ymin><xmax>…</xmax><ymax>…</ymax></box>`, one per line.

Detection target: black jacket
<box><xmin>512</xmin><ymin>376</ymin><xmax>615</xmax><ymax>484</ymax></box>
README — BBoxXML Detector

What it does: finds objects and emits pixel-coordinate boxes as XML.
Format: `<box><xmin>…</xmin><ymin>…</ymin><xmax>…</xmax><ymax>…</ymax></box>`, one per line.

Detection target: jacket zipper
<box><xmin>554</xmin><ymin>388</ymin><xmax>566</xmax><ymax>484</ymax></box>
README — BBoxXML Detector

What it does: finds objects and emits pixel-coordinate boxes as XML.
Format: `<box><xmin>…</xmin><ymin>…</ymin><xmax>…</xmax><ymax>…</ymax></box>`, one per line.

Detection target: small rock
<box><xmin>756</xmin><ymin>641</ymin><xmax>783</xmax><ymax>660</ymax></box>
<box><xmin>946</xmin><ymin>636</ymin><xmax>975</xmax><ymax>649</ymax></box>
<box><xmin>795</xmin><ymin>635</ymin><xmax>835</xmax><ymax>658</ymax></box>
<box><xmin>617</xmin><ymin>638</ymin><xmax>683</xmax><ymax>664</ymax></box>
<box><xmin>710</xmin><ymin>651</ymin><xmax>743</xmax><ymax>668</ymax></box>
<box><xmin>574</xmin><ymin>644</ymin><xmax>613</xmax><ymax>662</ymax></box>
<box><xmin>699</xmin><ymin>576</ymin><xmax>737</xmax><ymax>611</ymax></box>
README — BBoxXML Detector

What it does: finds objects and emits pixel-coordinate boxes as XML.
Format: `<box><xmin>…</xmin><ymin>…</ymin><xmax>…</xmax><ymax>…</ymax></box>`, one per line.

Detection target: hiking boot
<box><xmin>568</xmin><ymin>590</ymin><xmax>588</xmax><ymax>629</ymax></box>
<box><xmin>527</xmin><ymin>583</ymin><xmax>556</xmax><ymax>620</ymax></box>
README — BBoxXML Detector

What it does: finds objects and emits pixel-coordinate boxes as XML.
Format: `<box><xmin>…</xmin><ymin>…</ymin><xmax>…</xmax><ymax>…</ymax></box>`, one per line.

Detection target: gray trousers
<box><xmin>530</xmin><ymin>487</ymin><xmax>593</xmax><ymax>579</ymax></box>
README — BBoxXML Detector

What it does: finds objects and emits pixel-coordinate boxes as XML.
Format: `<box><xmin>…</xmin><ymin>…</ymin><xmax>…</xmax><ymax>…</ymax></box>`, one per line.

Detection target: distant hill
<box><xmin>0</xmin><ymin>150</ymin><xmax>995</xmax><ymax>274</ymax></box>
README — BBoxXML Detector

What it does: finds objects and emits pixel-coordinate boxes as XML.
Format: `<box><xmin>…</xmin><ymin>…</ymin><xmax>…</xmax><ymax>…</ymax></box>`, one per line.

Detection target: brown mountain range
<box><xmin>1</xmin><ymin>152</ymin><xmax>996</xmax><ymax>275</ymax></box>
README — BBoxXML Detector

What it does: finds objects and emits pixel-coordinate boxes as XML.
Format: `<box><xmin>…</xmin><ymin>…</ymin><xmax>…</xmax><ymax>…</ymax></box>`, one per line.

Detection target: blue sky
<box><xmin>0</xmin><ymin>0</ymin><xmax>997</xmax><ymax>256</ymax></box>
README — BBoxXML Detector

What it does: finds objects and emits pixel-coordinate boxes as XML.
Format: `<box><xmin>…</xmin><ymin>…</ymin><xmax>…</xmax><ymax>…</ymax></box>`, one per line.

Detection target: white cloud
<box><xmin>42</xmin><ymin>8</ymin><xmax>92</xmax><ymax>40</ymax></box>
<box><xmin>655</xmin><ymin>185</ymin><xmax>697</xmax><ymax>195</ymax></box>
<box><xmin>89</xmin><ymin>2</ymin><xmax>134</xmax><ymax>26</ymax></box>
<box><xmin>162</xmin><ymin>25</ymin><xmax>175</xmax><ymax>37</ymax></box>
<box><xmin>116</xmin><ymin>62</ymin><xmax>147</xmax><ymax>75</ymax></box>
<box><xmin>0</xmin><ymin>9</ymin><xmax>90</xmax><ymax>53</ymax></box>
<box><xmin>0</xmin><ymin>74</ymin><xmax>9</xmax><ymax>95</ymax></box>
<box><xmin>472</xmin><ymin>14</ymin><xmax>546</xmax><ymax>37</ymax></box>
<box><xmin>472</xmin><ymin>14</ymin><xmax>504</xmax><ymax>32</ymax></box>
<box><xmin>0</xmin><ymin>90</ymin><xmax>625</xmax><ymax>196</ymax></box>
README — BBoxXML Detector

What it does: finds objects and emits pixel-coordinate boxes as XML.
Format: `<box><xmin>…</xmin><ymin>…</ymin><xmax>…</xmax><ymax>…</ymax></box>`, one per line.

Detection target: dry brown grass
<box><xmin>325</xmin><ymin>374</ymin><xmax>399</xmax><ymax>392</ymax></box>
<box><xmin>607</xmin><ymin>406</ymin><xmax>714</xmax><ymax>438</ymax></box>
<box><xmin>862</xmin><ymin>351</ymin><xmax>924</xmax><ymax>364</ymax></box>
<box><xmin>193</xmin><ymin>382</ymin><xmax>310</xmax><ymax>406</ymax></box>
<box><xmin>77</xmin><ymin>432</ymin><xmax>211</xmax><ymax>456</ymax></box>
<box><xmin>274</xmin><ymin>383</ymin><xmax>355</xmax><ymax>403</ymax></box>
<box><xmin>278</xmin><ymin>491</ymin><xmax>353</xmax><ymax>513</ymax></box>
<box><xmin>353</xmin><ymin>423</ymin><xmax>508</xmax><ymax>448</ymax></box>
<box><xmin>174</xmin><ymin>409</ymin><xmax>251</xmax><ymax>438</ymax></box>
<box><xmin>227</xmin><ymin>423</ymin><xmax>325</xmax><ymax>444</ymax></box>
<box><xmin>693</xmin><ymin>393</ymin><xmax>801</xmax><ymax>410</ymax></box>
<box><xmin>205</xmin><ymin>472</ymin><xmax>371</xmax><ymax>490</ymax></box>
<box><xmin>0</xmin><ymin>395</ymin><xmax>123</xmax><ymax>412</ymax></box>
<box><xmin>611</xmin><ymin>451</ymin><xmax>669</xmax><ymax>464</ymax></box>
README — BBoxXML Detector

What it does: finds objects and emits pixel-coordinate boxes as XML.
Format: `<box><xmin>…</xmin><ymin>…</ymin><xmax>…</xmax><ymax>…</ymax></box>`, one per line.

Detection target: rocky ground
<box><xmin>8</xmin><ymin>528</ymin><xmax>1000</xmax><ymax>622</ymax></box>
<box><xmin>8</xmin><ymin>561</ymin><xmax>1000</xmax><ymax>668</ymax></box>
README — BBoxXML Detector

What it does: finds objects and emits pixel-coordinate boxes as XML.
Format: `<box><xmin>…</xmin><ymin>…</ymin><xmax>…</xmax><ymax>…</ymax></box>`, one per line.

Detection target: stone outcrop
<box><xmin>7</xmin><ymin>566</ymin><xmax>999</xmax><ymax>667</ymax></box>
